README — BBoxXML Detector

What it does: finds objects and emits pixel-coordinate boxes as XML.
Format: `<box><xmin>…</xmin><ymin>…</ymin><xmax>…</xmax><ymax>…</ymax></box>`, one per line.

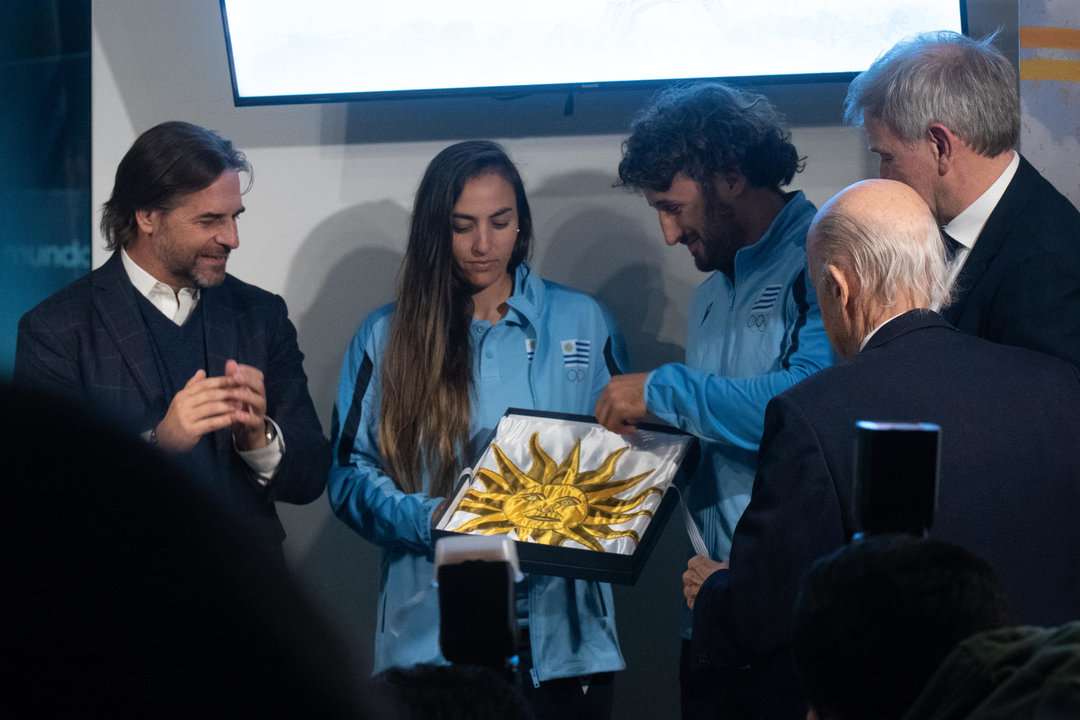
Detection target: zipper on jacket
<box><xmin>596</xmin><ymin>581</ymin><xmax>608</xmax><ymax>616</ymax></box>
<box><xmin>530</xmin><ymin>667</ymin><xmax>541</xmax><ymax>688</ymax></box>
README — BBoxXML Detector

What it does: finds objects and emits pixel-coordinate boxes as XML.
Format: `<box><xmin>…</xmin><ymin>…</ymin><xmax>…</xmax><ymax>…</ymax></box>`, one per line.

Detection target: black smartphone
<box><xmin>853</xmin><ymin>421</ymin><xmax>940</xmax><ymax>537</ymax></box>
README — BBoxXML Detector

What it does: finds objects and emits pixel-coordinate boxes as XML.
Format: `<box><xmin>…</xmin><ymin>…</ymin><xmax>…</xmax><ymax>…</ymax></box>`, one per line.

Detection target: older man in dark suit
<box><xmin>15</xmin><ymin>121</ymin><xmax>329</xmax><ymax>546</ymax></box>
<box><xmin>844</xmin><ymin>31</ymin><xmax>1080</xmax><ymax>367</ymax></box>
<box><xmin>682</xmin><ymin>179</ymin><xmax>1080</xmax><ymax>720</ymax></box>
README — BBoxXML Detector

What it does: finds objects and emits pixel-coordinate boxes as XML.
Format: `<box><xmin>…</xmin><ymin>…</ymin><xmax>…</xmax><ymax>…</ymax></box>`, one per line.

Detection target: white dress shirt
<box><xmin>934</xmin><ymin>151</ymin><xmax>1020</xmax><ymax>310</ymax></box>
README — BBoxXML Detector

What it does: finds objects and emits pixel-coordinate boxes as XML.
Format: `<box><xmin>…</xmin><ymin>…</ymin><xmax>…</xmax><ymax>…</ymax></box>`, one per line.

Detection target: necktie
<box><xmin>941</xmin><ymin>230</ymin><xmax>962</xmax><ymax>264</ymax></box>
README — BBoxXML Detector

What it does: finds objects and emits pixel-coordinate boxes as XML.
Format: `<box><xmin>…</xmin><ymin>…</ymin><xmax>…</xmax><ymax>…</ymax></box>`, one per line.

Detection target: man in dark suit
<box><xmin>15</xmin><ymin>121</ymin><xmax>329</xmax><ymax>546</ymax></box>
<box><xmin>844</xmin><ymin>31</ymin><xmax>1080</xmax><ymax>367</ymax></box>
<box><xmin>681</xmin><ymin>179</ymin><xmax>1080</xmax><ymax>719</ymax></box>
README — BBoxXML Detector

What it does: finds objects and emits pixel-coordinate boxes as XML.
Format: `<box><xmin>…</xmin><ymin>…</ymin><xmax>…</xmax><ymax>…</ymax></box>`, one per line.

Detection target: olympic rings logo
<box><xmin>746</xmin><ymin>314</ymin><xmax>768</xmax><ymax>331</ymax></box>
<box><xmin>566</xmin><ymin>368</ymin><xmax>586</xmax><ymax>383</ymax></box>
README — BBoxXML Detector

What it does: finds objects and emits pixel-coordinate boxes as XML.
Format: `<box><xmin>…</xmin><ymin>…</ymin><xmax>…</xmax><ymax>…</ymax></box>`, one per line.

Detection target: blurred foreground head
<box><xmin>1</xmin><ymin>382</ymin><xmax>378</xmax><ymax>718</ymax></box>
<box><xmin>793</xmin><ymin>535</ymin><xmax>1015</xmax><ymax>720</ymax></box>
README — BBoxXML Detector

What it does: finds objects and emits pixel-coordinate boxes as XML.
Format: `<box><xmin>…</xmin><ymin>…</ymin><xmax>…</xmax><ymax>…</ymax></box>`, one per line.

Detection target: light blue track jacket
<box><xmin>642</xmin><ymin>192</ymin><xmax>833</xmax><ymax>636</ymax></box>
<box><xmin>329</xmin><ymin>263</ymin><xmax>629</xmax><ymax>681</ymax></box>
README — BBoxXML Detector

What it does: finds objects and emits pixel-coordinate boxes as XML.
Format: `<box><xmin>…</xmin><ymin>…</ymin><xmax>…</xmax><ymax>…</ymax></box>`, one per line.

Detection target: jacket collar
<box><xmin>92</xmin><ymin>253</ymin><xmax>167</xmax><ymax>408</ymax></box>
<box><xmin>736</xmin><ymin>190</ymin><xmax>815</xmax><ymax>269</ymax></box>
<box><xmin>861</xmin><ymin>309</ymin><xmax>955</xmax><ymax>353</ymax></box>
<box><xmin>506</xmin><ymin>262</ymin><xmax>544</xmax><ymax>328</ymax></box>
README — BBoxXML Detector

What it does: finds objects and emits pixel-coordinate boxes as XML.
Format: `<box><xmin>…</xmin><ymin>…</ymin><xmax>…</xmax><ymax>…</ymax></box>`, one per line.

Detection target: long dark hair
<box><xmin>379</xmin><ymin>141</ymin><xmax>532</xmax><ymax>496</ymax></box>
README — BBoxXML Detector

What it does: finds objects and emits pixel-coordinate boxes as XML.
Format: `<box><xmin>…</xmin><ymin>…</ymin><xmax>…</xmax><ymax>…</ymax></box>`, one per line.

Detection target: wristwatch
<box><xmin>264</xmin><ymin>418</ymin><xmax>278</xmax><ymax>448</ymax></box>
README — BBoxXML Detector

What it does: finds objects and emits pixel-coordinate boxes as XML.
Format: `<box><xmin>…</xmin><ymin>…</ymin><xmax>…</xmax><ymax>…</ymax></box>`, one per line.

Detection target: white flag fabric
<box><xmin>438</xmin><ymin>413</ymin><xmax>692</xmax><ymax>555</ymax></box>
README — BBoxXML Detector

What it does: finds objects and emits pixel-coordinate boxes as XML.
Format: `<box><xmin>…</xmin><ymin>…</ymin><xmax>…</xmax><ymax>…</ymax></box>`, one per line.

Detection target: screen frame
<box><xmin>219</xmin><ymin>0</ymin><xmax>968</xmax><ymax>108</ymax></box>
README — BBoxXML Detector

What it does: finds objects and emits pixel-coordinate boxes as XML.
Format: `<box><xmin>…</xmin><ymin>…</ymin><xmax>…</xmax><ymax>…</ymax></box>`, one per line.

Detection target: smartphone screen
<box><xmin>853</xmin><ymin>421</ymin><xmax>940</xmax><ymax>537</ymax></box>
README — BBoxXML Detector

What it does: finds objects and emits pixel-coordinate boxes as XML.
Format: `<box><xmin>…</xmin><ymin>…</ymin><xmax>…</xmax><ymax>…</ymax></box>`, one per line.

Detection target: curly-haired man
<box><xmin>594</xmin><ymin>82</ymin><xmax>833</xmax><ymax>720</ymax></box>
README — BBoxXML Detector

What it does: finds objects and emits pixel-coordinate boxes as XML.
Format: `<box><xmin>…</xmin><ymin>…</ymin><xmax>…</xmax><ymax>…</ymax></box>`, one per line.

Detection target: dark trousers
<box><xmin>515</xmin><ymin>634</ymin><xmax>614</xmax><ymax>720</ymax></box>
<box><xmin>680</xmin><ymin>639</ymin><xmax>727</xmax><ymax>720</ymax></box>
<box><xmin>680</xmin><ymin>640</ymin><xmax>807</xmax><ymax>720</ymax></box>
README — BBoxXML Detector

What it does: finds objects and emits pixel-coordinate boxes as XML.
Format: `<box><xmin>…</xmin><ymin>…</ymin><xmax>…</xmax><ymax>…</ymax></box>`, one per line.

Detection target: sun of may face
<box><xmin>451</xmin><ymin>431</ymin><xmax>661</xmax><ymax>552</ymax></box>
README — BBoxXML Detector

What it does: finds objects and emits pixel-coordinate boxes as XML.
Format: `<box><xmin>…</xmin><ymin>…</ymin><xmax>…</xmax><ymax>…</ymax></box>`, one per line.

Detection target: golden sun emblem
<box><xmin>451</xmin><ymin>432</ymin><xmax>661</xmax><ymax>552</ymax></box>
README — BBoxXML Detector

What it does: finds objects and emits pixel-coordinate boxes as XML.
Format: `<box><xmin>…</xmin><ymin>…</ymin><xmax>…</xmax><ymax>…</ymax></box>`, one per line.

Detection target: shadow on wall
<box><xmin>284</xmin><ymin>200</ymin><xmax>407</xmax><ymax>431</ymax></box>
<box><xmin>530</xmin><ymin>170</ymin><xmax>688</xmax><ymax>371</ymax></box>
<box><xmin>278</xmin><ymin>200</ymin><xmax>407</xmax><ymax>667</ymax></box>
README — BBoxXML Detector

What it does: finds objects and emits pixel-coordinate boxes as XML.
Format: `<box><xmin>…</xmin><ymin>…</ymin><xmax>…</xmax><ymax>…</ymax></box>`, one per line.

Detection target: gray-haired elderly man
<box><xmin>682</xmin><ymin>179</ymin><xmax>1080</xmax><ymax>720</ymax></box>
<box><xmin>844</xmin><ymin>31</ymin><xmax>1080</xmax><ymax>367</ymax></box>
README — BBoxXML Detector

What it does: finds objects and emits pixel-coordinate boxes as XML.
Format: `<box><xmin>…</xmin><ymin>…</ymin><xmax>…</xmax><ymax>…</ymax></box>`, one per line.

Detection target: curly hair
<box><xmin>618</xmin><ymin>82</ymin><xmax>804</xmax><ymax>192</ymax></box>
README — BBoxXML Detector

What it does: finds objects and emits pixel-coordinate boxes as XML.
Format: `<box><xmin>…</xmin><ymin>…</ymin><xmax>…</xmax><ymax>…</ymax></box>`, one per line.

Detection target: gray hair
<box><xmin>808</xmin><ymin>205</ymin><xmax>955</xmax><ymax>312</ymax></box>
<box><xmin>844</xmin><ymin>31</ymin><xmax>1019</xmax><ymax>157</ymax></box>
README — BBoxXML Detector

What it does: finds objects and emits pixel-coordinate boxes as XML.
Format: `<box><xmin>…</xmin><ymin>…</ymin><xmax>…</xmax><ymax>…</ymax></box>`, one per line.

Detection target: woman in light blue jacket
<box><xmin>329</xmin><ymin>141</ymin><xmax>627</xmax><ymax>719</ymax></box>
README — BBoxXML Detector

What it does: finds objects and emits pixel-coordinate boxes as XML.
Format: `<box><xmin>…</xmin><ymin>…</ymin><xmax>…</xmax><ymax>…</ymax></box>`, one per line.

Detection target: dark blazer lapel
<box><xmin>92</xmin><ymin>253</ymin><xmax>167</xmax><ymax>408</ymax></box>
<box><xmin>201</xmin><ymin>281</ymin><xmax>238</xmax><ymax>378</ymax></box>
<box><xmin>943</xmin><ymin>156</ymin><xmax>1034</xmax><ymax>323</ymax></box>
<box><xmin>200</xmin><ymin>281</ymin><xmax>241</xmax><ymax>466</ymax></box>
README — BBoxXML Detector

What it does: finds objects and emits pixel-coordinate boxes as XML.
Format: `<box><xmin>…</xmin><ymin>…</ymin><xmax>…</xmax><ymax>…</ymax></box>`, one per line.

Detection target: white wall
<box><xmin>91</xmin><ymin>1</ymin><xmax>1012</xmax><ymax>716</ymax></box>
